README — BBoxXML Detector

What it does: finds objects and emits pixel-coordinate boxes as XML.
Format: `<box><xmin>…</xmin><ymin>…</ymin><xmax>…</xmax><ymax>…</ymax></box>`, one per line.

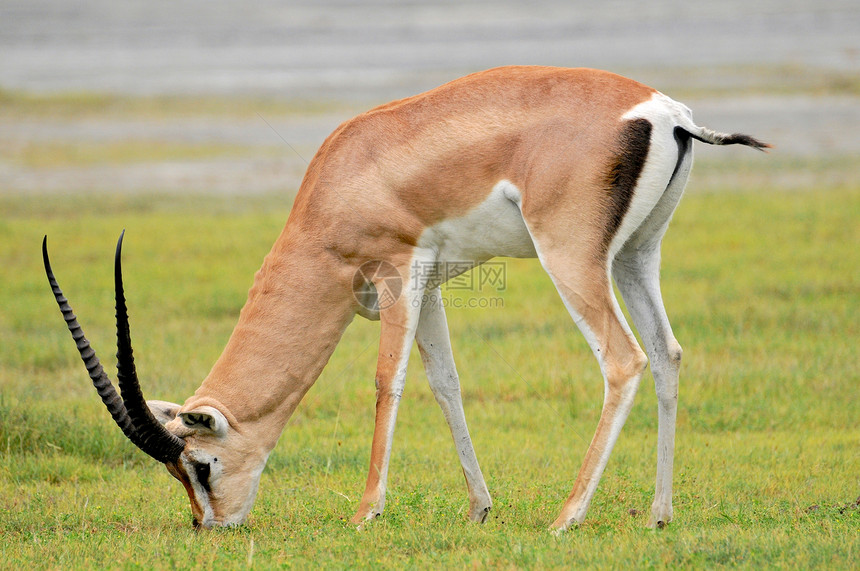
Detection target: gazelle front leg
<box><xmin>415</xmin><ymin>287</ymin><xmax>492</xmax><ymax>522</ymax></box>
<box><xmin>351</xmin><ymin>257</ymin><xmax>427</xmax><ymax>524</ymax></box>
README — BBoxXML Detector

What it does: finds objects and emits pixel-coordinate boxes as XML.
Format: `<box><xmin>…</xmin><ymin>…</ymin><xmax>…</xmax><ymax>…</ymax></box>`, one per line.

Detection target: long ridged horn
<box><xmin>112</xmin><ymin>231</ymin><xmax>185</xmax><ymax>463</ymax></box>
<box><xmin>42</xmin><ymin>233</ymin><xmax>185</xmax><ymax>463</ymax></box>
<box><xmin>42</xmin><ymin>236</ymin><xmax>140</xmax><ymax>443</ymax></box>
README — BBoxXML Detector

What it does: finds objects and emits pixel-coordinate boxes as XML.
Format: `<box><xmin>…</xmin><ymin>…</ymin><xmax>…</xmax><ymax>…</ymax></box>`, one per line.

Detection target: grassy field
<box><xmin>1</xmin><ymin>151</ymin><xmax>859</xmax><ymax>566</ymax></box>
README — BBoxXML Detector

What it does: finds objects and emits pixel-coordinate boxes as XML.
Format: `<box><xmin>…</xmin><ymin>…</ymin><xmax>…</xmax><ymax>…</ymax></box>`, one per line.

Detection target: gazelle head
<box><xmin>43</xmin><ymin>233</ymin><xmax>267</xmax><ymax>528</ymax></box>
<box><xmin>149</xmin><ymin>400</ymin><xmax>270</xmax><ymax>528</ymax></box>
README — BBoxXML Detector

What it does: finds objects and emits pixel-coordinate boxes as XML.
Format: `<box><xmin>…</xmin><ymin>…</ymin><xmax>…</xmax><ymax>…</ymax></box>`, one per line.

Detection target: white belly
<box><xmin>417</xmin><ymin>180</ymin><xmax>537</xmax><ymax>280</ymax></box>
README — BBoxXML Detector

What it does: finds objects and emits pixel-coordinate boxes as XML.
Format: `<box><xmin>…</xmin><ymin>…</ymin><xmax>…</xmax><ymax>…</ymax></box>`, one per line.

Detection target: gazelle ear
<box><xmin>178</xmin><ymin>406</ymin><xmax>229</xmax><ymax>437</ymax></box>
<box><xmin>147</xmin><ymin>400</ymin><xmax>182</xmax><ymax>425</ymax></box>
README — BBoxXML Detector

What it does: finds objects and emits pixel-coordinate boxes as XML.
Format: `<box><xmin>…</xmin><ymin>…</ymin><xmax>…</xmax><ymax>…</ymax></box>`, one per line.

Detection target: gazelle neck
<box><xmin>184</xmin><ymin>228</ymin><xmax>357</xmax><ymax>452</ymax></box>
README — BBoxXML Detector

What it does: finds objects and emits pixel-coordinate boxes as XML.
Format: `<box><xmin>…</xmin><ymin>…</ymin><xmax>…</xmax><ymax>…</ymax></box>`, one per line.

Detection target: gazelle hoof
<box><xmin>469</xmin><ymin>505</ymin><xmax>491</xmax><ymax>523</ymax></box>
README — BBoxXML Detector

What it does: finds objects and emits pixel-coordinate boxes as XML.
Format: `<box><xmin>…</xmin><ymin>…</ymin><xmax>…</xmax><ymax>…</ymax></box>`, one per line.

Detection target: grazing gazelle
<box><xmin>44</xmin><ymin>66</ymin><xmax>768</xmax><ymax>531</ymax></box>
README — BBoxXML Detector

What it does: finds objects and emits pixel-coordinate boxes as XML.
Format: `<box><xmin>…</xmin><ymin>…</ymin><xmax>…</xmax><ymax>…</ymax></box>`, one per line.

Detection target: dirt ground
<box><xmin>1</xmin><ymin>0</ymin><xmax>858</xmax><ymax>195</ymax></box>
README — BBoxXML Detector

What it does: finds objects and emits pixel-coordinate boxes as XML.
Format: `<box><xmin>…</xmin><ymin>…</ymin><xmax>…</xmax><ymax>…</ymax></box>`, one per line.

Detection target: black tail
<box><xmin>686</xmin><ymin>129</ymin><xmax>771</xmax><ymax>151</ymax></box>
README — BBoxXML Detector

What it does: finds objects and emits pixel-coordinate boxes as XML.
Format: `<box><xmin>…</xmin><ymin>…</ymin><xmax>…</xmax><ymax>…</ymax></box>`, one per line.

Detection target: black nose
<box><xmin>191</xmin><ymin>516</ymin><xmax>201</xmax><ymax>530</ymax></box>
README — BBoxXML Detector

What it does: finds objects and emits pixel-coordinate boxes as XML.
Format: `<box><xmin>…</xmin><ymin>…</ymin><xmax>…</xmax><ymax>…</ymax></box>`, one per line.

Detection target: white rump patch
<box><xmin>608</xmin><ymin>93</ymin><xmax>693</xmax><ymax>257</ymax></box>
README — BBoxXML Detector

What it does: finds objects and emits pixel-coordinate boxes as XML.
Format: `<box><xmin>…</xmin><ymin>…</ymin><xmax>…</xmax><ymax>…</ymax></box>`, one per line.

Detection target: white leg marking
<box><xmin>415</xmin><ymin>287</ymin><xmax>492</xmax><ymax>522</ymax></box>
<box><xmin>614</xmin><ymin>246</ymin><xmax>681</xmax><ymax>528</ymax></box>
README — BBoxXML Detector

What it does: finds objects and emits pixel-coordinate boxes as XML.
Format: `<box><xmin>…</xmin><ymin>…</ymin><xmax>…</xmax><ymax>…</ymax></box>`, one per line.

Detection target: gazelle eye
<box><xmin>194</xmin><ymin>462</ymin><xmax>212</xmax><ymax>493</ymax></box>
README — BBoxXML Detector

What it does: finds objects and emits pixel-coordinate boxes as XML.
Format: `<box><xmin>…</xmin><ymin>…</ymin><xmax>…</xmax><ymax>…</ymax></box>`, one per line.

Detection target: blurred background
<box><xmin>1</xmin><ymin>0</ymin><xmax>858</xmax><ymax>197</ymax></box>
<box><xmin>1</xmin><ymin>6</ymin><xmax>858</xmax><ymax>564</ymax></box>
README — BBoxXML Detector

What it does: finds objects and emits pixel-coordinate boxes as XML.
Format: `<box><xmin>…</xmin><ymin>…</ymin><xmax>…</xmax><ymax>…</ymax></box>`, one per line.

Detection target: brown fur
<box><xmin>186</xmin><ymin>64</ymin><xmax>655</xmax><ymax>453</ymax></box>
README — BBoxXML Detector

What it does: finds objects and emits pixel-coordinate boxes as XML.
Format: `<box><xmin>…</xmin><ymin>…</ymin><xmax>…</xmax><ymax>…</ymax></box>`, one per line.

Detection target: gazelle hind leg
<box><xmin>613</xmin><ymin>244</ymin><xmax>682</xmax><ymax>528</ymax></box>
<box><xmin>415</xmin><ymin>288</ymin><xmax>492</xmax><ymax>522</ymax></box>
<box><xmin>611</xmin><ymin>127</ymin><xmax>692</xmax><ymax>528</ymax></box>
<box><xmin>536</xmin><ymin>249</ymin><xmax>648</xmax><ymax>531</ymax></box>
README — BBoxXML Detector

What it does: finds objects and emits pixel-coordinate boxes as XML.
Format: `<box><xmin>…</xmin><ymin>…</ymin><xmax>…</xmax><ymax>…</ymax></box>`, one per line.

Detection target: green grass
<box><xmin>1</xmin><ymin>182</ymin><xmax>858</xmax><ymax>568</ymax></box>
